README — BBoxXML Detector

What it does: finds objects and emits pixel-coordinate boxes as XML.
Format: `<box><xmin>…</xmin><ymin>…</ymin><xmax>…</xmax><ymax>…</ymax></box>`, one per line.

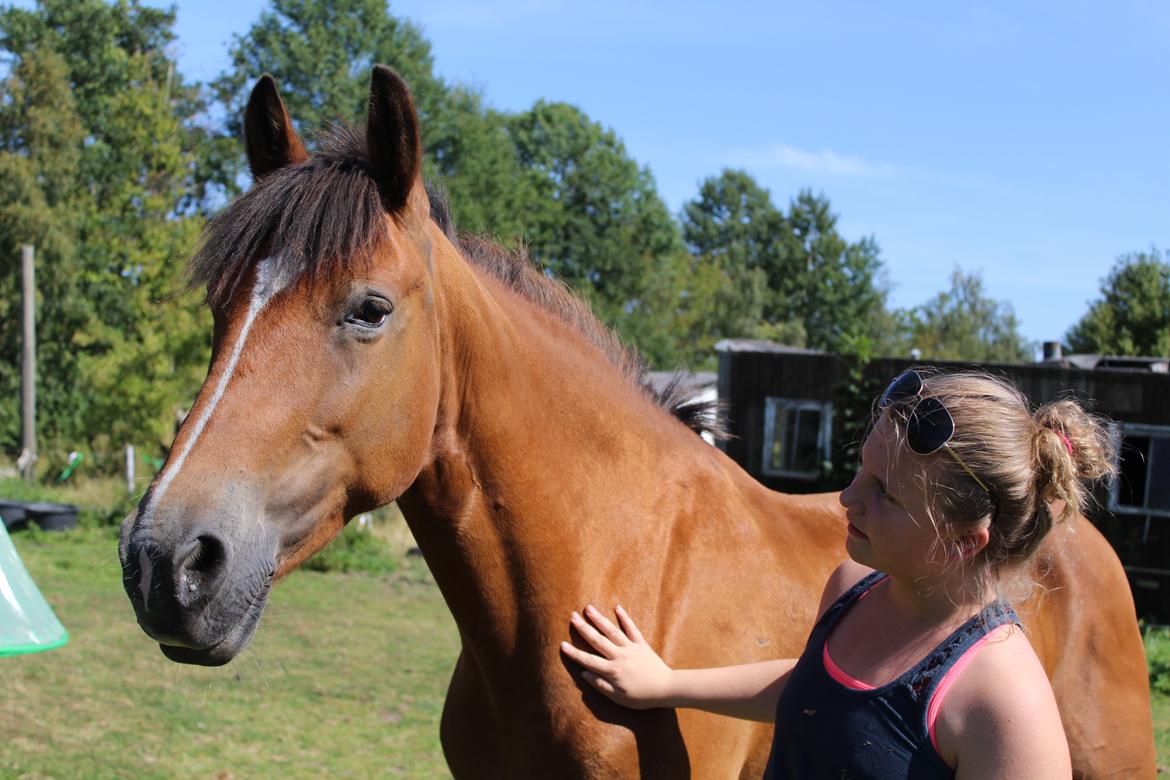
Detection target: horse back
<box><xmin>1021</xmin><ymin>519</ymin><xmax>1157</xmax><ymax>778</ymax></box>
<box><xmin>690</xmin><ymin>462</ymin><xmax>1158</xmax><ymax>779</ymax></box>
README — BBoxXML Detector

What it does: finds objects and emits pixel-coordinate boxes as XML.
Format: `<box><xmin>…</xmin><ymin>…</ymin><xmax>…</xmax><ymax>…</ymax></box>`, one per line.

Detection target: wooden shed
<box><xmin>715</xmin><ymin>339</ymin><xmax>1170</xmax><ymax>623</ymax></box>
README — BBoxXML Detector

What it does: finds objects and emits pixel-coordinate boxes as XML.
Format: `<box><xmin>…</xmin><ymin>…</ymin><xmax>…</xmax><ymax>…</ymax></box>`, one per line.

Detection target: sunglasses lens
<box><xmin>906</xmin><ymin>397</ymin><xmax>955</xmax><ymax>454</ymax></box>
<box><xmin>879</xmin><ymin>371</ymin><xmax>922</xmax><ymax>409</ymax></box>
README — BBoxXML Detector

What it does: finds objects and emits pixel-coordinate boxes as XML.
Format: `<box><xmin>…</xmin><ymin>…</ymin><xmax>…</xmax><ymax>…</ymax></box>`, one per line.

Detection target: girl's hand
<box><xmin>560</xmin><ymin>604</ymin><xmax>675</xmax><ymax>709</ymax></box>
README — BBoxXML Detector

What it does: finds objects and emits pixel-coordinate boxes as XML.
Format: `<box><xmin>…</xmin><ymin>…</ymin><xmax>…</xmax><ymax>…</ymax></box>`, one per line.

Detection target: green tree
<box><xmin>424</xmin><ymin>86</ymin><xmax>530</xmax><ymax>240</ymax></box>
<box><xmin>1066</xmin><ymin>249</ymin><xmax>1170</xmax><ymax>357</ymax></box>
<box><xmin>0</xmin><ymin>0</ymin><xmax>212</xmax><ymax>470</ymax></box>
<box><xmin>680</xmin><ymin>169</ymin><xmax>793</xmax><ymax>344</ymax></box>
<box><xmin>213</xmin><ymin>0</ymin><xmax>442</xmax><ymax>142</ymax></box>
<box><xmin>907</xmin><ymin>268</ymin><xmax>1031</xmax><ymax>363</ymax></box>
<box><xmin>0</xmin><ymin>45</ymin><xmax>85</xmax><ymax>454</ymax></box>
<box><xmin>615</xmin><ymin>249</ymin><xmax>749</xmax><ymax>370</ymax></box>
<box><xmin>212</xmin><ymin>0</ymin><xmax>526</xmax><ymax>238</ymax></box>
<box><xmin>506</xmin><ymin>100</ymin><xmax>682</xmax><ymax>339</ymax></box>
<box><xmin>782</xmin><ymin>191</ymin><xmax>891</xmax><ymax>355</ymax></box>
<box><xmin>212</xmin><ymin>2</ymin><xmax>694</xmax><ymax>360</ymax></box>
<box><xmin>680</xmin><ymin>176</ymin><xmax>896</xmax><ymax>356</ymax></box>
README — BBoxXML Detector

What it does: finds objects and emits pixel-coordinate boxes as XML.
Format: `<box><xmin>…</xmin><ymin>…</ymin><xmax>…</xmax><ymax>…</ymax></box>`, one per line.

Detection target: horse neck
<box><xmin>398</xmin><ymin>233</ymin><xmax>717</xmax><ymax>661</ymax></box>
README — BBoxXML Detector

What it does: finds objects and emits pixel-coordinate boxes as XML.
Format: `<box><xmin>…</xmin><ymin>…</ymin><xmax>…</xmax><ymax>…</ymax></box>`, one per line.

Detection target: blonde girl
<box><xmin>561</xmin><ymin>370</ymin><xmax>1115</xmax><ymax>778</ymax></box>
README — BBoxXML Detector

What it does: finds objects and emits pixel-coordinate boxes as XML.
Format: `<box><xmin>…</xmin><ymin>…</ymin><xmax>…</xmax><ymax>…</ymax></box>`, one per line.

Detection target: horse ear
<box><xmin>366</xmin><ymin>64</ymin><xmax>421</xmax><ymax>213</ymax></box>
<box><xmin>244</xmin><ymin>74</ymin><xmax>308</xmax><ymax>181</ymax></box>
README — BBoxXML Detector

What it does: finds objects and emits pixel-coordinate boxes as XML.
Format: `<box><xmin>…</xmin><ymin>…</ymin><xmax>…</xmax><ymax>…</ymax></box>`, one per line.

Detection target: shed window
<box><xmin>762</xmin><ymin>398</ymin><xmax>832</xmax><ymax>479</ymax></box>
<box><xmin>1111</xmin><ymin>424</ymin><xmax>1170</xmax><ymax>517</ymax></box>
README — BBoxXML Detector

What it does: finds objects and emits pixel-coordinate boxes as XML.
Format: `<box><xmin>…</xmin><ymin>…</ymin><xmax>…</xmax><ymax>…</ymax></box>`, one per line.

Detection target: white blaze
<box><xmin>145</xmin><ymin>258</ymin><xmax>291</xmax><ymax>520</ymax></box>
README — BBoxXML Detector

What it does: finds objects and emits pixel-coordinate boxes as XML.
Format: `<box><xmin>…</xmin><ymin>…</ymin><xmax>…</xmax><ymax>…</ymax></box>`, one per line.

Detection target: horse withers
<box><xmin>119</xmin><ymin>67</ymin><xmax>1156</xmax><ymax>777</ymax></box>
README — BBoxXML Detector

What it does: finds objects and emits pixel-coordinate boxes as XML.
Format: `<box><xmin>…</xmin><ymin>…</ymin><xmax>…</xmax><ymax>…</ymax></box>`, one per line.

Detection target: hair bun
<box><xmin>1031</xmin><ymin>400</ymin><xmax>1117</xmax><ymax>524</ymax></box>
<box><xmin>1038</xmin><ymin>423</ymin><xmax>1071</xmax><ymax>460</ymax></box>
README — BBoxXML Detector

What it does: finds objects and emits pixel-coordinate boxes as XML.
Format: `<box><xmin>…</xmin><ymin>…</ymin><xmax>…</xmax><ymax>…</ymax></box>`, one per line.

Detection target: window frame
<box><xmin>761</xmin><ymin>397</ymin><xmax>833</xmax><ymax>480</ymax></box>
<box><xmin>1109</xmin><ymin>422</ymin><xmax>1170</xmax><ymax>518</ymax></box>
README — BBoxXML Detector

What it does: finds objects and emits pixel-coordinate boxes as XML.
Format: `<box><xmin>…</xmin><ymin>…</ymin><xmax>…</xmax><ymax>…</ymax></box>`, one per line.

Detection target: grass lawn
<box><xmin>3</xmin><ymin>526</ymin><xmax>1169</xmax><ymax>778</ymax></box>
<box><xmin>1155</xmin><ymin>693</ymin><xmax>1169</xmax><ymax>774</ymax></box>
<box><xmin>2</xmin><ymin>526</ymin><xmax>458</xmax><ymax>779</ymax></box>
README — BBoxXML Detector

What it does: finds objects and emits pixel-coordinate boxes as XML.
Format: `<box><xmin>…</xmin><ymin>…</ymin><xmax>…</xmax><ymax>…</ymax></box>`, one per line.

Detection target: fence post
<box><xmin>20</xmin><ymin>244</ymin><xmax>36</xmax><ymax>483</ymax></box>
<box><xmin>125</xmin><ymin>444</ymin><xmax>136</xmax><ymax>497</ymax></box>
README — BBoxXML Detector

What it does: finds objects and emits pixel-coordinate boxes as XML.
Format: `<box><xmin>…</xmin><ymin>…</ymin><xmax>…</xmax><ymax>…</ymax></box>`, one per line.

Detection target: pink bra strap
<box><xmin>821</xmin><ymin>574</ymin><xmax>887</xmax><ymax>691</ymax></box>
<box><xmin>823</xmin><ymin>642</ymin><xmax>876</xmax><ymax>690</ymax></box>
<box><xmin>927</xmin><ymin>626</ymin><xmax>1009</xmax><ymax>753</ymax></box>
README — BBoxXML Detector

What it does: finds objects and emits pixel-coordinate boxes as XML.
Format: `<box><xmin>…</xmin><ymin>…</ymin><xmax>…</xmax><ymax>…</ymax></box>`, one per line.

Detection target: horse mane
<box><xmin>189</xmin><ymin>124</ymin><xmax>725</xmax><ymax>440</ymax></box>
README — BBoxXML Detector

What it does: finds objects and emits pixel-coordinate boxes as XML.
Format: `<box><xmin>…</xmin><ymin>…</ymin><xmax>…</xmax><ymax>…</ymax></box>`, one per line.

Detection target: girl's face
<box><xmin>839</xmin><ymin>412</ymin><xmax>949</xmax><ymax>578</ymax></box>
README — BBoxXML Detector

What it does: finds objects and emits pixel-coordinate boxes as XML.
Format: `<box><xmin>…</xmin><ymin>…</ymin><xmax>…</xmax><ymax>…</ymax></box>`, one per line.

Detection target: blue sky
<box><xmin>164</xmin><ymin>1</ymin><xmax>1168</xmax><ymax>348</ymax></box>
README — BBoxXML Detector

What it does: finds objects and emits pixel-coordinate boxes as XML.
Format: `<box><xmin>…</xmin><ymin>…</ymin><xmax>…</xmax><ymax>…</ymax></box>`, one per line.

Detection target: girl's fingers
<box><xmin>615</xmin><ymin>605</ymin><xmax>645</xmax><ymax>644</ymax></box>
<box><xmin>581</xmin><ymin>669</ymin><xmax>617</xmax><ymax>697</ymax></box>
<box><xmin>559</xmin><ymin>641</ymin><xmax>613</xmax><ymax>675</ymax></box>
<box><xmin>584</xmin><ymin>605</ymin><xmax>629</xmax><ymax>646</ymax></box>
<box><xmin>570</xmin><ymin>611</ymin><xmax>619</xmax><ymax>657</ymax></box>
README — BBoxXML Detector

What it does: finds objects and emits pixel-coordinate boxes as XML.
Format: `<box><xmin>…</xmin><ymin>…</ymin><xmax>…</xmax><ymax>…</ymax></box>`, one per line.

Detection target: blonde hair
<box><xmin>883</xmin><ymin>369</ymin><xmax>1117</xmax><ymax>596</ymax></box>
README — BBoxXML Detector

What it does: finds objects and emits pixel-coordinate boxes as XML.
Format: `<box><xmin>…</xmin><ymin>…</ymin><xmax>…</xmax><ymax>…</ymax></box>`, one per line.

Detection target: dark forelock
<box><xmin>187</xmin><ymin>125</ymin><xmax>724</xmax><ymax>439</ymax></box>
<box><xmin>190</xmin><ymin>124</ymin><xmax>387</xmax><ymax>310</ymax></box>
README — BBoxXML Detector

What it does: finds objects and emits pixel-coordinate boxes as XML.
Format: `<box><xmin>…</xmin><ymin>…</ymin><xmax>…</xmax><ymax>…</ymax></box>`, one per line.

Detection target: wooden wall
<box><xmin>717</xmin><ymin>349</ymin><xmax>1170</xmax><ymax>621</ymax></box>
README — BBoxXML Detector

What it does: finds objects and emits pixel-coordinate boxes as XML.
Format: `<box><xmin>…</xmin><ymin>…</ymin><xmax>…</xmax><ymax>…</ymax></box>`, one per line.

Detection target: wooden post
<box><xmin>20</xmin><ymin>244</ymin><xmax>36</xmax><ymax>483</ymax></box>
<box><xmin>125</xmin><ymin>444</ymin><xmax>136</xmax><ymax>497</ymax></box>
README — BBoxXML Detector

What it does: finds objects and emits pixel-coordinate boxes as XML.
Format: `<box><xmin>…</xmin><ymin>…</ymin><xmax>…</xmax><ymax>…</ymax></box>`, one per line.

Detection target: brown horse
<box><xmin>119</xmin><ymin>67</ymin><xmax>1155</xmax><ymax>778</ymax></box>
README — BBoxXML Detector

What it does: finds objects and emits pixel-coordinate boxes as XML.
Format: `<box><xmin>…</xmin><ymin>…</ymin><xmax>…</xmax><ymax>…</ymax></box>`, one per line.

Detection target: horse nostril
<box><xmin>187</xmin><ymin>535</ymin><xmax>225</xmax><ymax>575</ymax></box>
<box><xmin>177</xmin><ymin>532</ymin><xmax>229</xmax><ymax>602</ymax></box>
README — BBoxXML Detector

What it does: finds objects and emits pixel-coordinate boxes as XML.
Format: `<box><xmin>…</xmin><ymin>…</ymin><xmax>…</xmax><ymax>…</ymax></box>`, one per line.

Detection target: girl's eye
<box><xmin>346</xmin><ymin>297</ymin><xmax>391</xmax><ymax>328</ymax></box>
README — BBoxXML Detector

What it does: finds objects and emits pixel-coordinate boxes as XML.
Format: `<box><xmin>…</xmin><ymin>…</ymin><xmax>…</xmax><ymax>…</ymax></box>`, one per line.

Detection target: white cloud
<box><xmin>732</xmin><ymin>144</ymin><xmax>901</xmax><ymax>177</ymax></box>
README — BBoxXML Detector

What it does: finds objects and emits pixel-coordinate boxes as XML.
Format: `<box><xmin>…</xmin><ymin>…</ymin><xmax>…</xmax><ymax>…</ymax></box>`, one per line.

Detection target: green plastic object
<box><xmin>57</xmin><ymin>451</ymin><xmax>83</xmax><ymax>482</ymax></box>
<box><xmin>0</xmin><ymin>520</ymin><xmax>68</xmax><ymax>657</ymax></box>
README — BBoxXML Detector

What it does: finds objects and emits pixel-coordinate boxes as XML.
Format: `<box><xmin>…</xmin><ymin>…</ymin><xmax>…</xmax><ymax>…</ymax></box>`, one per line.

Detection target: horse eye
<box><xmin>346</xmin><ymin>297</ymin><xmax>391</xmax><ymax>328</ymax></box>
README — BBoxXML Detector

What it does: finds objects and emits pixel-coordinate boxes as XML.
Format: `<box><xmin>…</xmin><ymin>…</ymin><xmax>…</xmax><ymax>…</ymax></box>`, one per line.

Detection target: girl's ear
<box><xmin>949</xmin><ymin>527</ymin><xmax>991</xmax><ymax>562</ymax></box>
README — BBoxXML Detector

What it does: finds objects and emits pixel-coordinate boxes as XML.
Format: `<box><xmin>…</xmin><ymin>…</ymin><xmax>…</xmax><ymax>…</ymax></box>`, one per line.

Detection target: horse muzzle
<box><xmin>120</xmin><ymin>508</ymin><xmax>277</xmax><ymax>666</ymax></box>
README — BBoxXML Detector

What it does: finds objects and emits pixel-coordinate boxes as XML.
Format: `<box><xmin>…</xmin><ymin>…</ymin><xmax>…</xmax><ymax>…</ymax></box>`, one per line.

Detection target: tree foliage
<box><xmin>1066</xmin><ymin>249</ymin><xmax>1170</xmax><ymax>357</ymax></box>
<box><xmin>906</xmin><ymin>268</ymin><xmax>1031</xmax><ymax>363</ymax></box>
<box><xmin>680</xmin><ymin>170</ymin><xmax>784</xmax><ymax>346</ymax></box>
<box><xmin>0</xmin><ymin>0</ymin><xmax>1033</xmax><ymax>473</ymax></box>
<box><xmin>506</xmin><ymin>100</ymin><xmax>682</xmax><ymax>348</ymax></box>
<box><xmin>426</xmin><ymin>87</ymin><xmax>529</xmax><ymax>240</ymax></box>
<box><xmin>0</xmin><ymin>0</ymin><xmax>211</xmax><ymax>469</ymax></box>
<box><xmin>211</xmin><ymin>4</ymin><xmax>685</xmax><ymax>361</ymax></box>
<box><xmin>211</xmin><ymin>0</ymin><xmax>525</xmax><ymax>238</ymax></box>
<box><xmin>680</xmin><ymin>172</ymin><xmax>894</xmax><ymax>357</ymax></box>
<box><xmin>781</xmin><ymin>191</ymin><xmax>890</xmax><ymax>355</ymax></box>
<box><xmin>213</xmin><ymin>0</ymin><xmax>442</xmax><ymax>142</ymax></box>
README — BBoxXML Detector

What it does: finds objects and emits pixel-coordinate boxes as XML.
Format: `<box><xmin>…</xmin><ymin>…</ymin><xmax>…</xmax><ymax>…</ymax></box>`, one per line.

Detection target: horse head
<box><xmin>119</xmin><ymin>67</ymin><xmax>441</xmax><ymax>665</ymax></box>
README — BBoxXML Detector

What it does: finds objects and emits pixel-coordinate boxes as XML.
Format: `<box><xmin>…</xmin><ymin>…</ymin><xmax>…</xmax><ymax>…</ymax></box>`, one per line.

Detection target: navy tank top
<box><xmin>764</xmin><ymin>572</ymin><xmax>1020</xmax><ymax>779</ymax></box>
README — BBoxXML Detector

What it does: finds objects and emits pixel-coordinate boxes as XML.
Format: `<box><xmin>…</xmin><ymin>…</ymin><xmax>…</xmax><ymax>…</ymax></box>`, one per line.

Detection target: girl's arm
<box><xmin>559</xmin><ymin>605</ymin><xmax>796</xmax><ymax>723</ymax></box>
<box><xmin>936</xmin><ymin>626</ymin><xmax>1072</xmax><ymax>779</ymax></box>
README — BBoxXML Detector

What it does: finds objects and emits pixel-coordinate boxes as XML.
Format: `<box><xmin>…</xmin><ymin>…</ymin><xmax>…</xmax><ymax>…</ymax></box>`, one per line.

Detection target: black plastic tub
<box><xmin>23</xmin><ymin>502</ymin><xmax>79</xmax><ymax>532</ymax></box>
<box><xmin>0</xmin><ymin>500</ymin><xmax>29</xmax><ymax>531</ymax></box>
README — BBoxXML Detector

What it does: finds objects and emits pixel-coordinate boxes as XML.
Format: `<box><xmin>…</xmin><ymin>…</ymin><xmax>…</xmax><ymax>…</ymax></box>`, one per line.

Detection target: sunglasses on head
<box><xmin>878</xmin><ymin>371</ymin><xmax>994</xmax><ymax>498</ymax></box>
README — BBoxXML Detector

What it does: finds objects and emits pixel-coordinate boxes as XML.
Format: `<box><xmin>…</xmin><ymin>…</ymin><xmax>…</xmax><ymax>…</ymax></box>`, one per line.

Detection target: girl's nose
<box><xmin>839</xmin><ymin>473</ymin><xmax>862</xmax><ymax>511</ymax></box>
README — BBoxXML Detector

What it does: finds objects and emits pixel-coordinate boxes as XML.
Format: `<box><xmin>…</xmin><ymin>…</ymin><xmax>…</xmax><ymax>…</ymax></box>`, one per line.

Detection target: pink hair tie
<box><xmin>1055</xmin><ymin>430</ymin><xmax>1074</xmax><ymax>456</ymax></box>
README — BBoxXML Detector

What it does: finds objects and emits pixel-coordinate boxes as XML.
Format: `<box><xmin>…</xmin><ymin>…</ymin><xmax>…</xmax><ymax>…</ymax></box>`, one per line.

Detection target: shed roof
<box><xmin>715</xmin><ymin>339</ymin><xmax>1169</xmax><ymax>374</ymax></box>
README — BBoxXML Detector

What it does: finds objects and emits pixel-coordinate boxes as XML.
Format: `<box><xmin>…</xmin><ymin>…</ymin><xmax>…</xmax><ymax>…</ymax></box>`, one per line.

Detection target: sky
<box><xmin>153</xmin><ymin>1</ymin><xmax>1170</xmax><ymax>348</ymax></box>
